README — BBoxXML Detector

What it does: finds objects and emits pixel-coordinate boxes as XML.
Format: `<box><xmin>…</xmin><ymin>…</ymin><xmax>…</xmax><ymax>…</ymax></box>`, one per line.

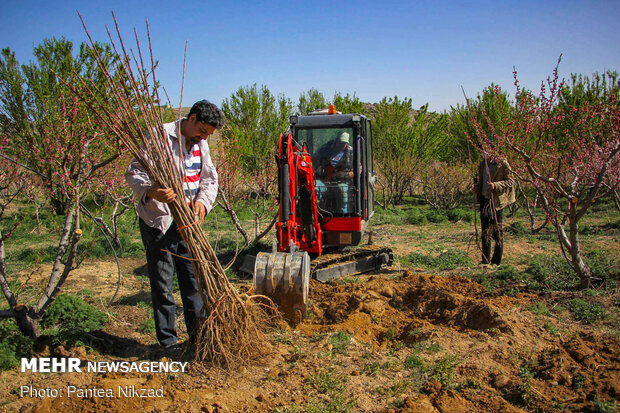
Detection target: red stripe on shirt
<box><xmin>184</xmin><ymin>174</ymin><xmax>200</xmax><ymax>182</ymax></box>
<box><xmin>193</xmin><ymin>149</ymin><xmax>201</xmax><ymax>157</ymax></box>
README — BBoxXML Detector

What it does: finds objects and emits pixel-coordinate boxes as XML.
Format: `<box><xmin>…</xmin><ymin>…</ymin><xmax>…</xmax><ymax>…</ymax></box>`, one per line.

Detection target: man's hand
<box><xmin>147</xmin><ymin>184</ymin><xmax>176</xmax><ymax>203</ymax></box>
<box><xmin>488</xmin><ymin>182</ymin><xmax>496</xmax><ymax>191</ymax></box>
<box><xmin>193</xmin><ymin>200</ymin><xmax>206</xmax><ymax>224</ymax></box>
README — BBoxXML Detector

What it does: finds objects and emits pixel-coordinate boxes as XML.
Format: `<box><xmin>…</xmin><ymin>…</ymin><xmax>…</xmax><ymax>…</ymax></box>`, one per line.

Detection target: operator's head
<box><xmin>336</xmin><ymin>132</ymin><xmax>350</xmax><ymax>148</ymax></box>
<box><xmin>183</xmin><ymin>100</ymin><xmax>224</xmax><ymax>143</ymax></box>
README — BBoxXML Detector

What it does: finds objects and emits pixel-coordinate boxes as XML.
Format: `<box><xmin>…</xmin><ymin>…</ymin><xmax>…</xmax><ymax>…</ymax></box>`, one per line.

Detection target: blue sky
<box><xmin>1</xmin><ymin>0</ymin><xmax>619</xmax><ymax>112</ymax></box>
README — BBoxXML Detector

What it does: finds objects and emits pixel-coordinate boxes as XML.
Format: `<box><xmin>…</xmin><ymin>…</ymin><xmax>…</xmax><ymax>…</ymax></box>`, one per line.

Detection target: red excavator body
<box><xmin>249</xmin><ymin>108</ymin><xmax>392</xmax><ymax>322</ymax></box>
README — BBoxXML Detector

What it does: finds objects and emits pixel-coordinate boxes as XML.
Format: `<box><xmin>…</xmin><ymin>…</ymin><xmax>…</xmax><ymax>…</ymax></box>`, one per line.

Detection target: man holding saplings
<box><xmin>125</xmin><ymin>100</ymin><xmax>224</xmax><ymax>351</ymax></box>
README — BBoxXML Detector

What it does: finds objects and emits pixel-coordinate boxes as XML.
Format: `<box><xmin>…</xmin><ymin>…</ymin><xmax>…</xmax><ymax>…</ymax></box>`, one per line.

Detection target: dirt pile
<box><xmin>300</xmin><ymin>271</ymin><xmax>513</xmax><ymax>345</ymax></box>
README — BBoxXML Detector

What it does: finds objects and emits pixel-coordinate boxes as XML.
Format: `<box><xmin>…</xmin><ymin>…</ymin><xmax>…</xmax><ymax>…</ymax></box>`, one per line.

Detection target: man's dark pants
<box><xmin>139</xmin><ymin>219</ymin><xmax>203</xmax><ymax>347</ymax></box>
<box><xmin>480</xmin><ymin>198</ymin><xmax>504</xmax><ymax>265</ymax></box>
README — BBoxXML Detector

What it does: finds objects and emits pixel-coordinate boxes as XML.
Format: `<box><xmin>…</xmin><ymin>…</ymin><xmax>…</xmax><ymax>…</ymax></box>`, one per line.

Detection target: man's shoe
<box><xmin>162</xmin><ymin>342</ymin><xmax>183</xmax><ymax>356</ymax></box>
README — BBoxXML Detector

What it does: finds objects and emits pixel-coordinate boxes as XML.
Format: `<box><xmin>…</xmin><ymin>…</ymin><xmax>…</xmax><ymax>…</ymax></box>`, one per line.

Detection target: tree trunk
<box><xmin>556</xmin><ymin>214</ymin><xmax>592</xmax><ymax>289</ymax></box>
<box><xmin>1</xmin><ymin>232</ymin><xmax>41</xmax><ymax>338</ymax></box>
<box><xmin>34</xmin><ymin>194</ymin><xmax>41</xmax><ymax>235</ymax></box>
<box><xmin>253</xmin><ymin>213</ymin><xmax>278</xmax><ymax>245</ymax></box>
<box><xmin>613</xmin><ymin>189</ymin><xmax>620</xmax><ymax>212</ymax></box>
<box><xmin>35</xmin><ymin>207</ymin><xmax>83</xmax><ymax>314</ymax></box>
<box><xmin>217</xmin><ymin>193</ymin><xmax>250</xmax><ymax>246</ymax></box>
<box><xmin>51</xmin><ymin>196</ymin><xmax>69</xmax><ymax>216</ymax></box>
<box><xmin>0</xmin><ymin>232</ymin><xmax>18</xmax><ymax>308</ymax></box>
<box><xmin>111</xmin><ymin>200</ymin><xmax>129</xmax><ymax>250</ymax></box>
<box><xmin>254</xmin><ymin>213</ymin><xmax>260</xmax><ymax>239</ymax></box>
<box><xmin>521</xmin><ymin>186</ymin><xmax>548</xmax><ymax>234</ymax></box>
<box><xmin>14</xmin><ymin>306</ymin><xmax>41</xmax><ymax>339</ymax></box>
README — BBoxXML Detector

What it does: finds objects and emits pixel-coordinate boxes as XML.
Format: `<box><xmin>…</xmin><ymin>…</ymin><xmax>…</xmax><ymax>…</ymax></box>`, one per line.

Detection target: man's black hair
<box><xmin>188</xmin><ymin>100</ymin><xmax>224</xmax><ymax>129</ymax></box>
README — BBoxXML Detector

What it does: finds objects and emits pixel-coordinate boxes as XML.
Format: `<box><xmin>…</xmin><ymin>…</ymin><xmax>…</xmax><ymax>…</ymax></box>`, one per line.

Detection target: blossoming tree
<box><xmin>470</xmin><ymin>62</ymin><xmax>619</xmax><ymax>288</ymax></box>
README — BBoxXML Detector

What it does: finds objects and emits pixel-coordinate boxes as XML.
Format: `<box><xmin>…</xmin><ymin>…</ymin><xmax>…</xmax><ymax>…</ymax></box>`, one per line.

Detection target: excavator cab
<box><xmin>292</xmin><ymin>112</ymin><xmax>376</xmax><ymax>247</ymax></box>
<box><xmin>249</xmin><ymin>108</ymin><xmax>392</xmax><ymax>323</ymax></box>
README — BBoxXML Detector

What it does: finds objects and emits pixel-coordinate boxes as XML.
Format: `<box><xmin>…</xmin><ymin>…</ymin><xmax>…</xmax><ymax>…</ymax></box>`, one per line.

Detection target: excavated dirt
<box><xmin>1</xmin><ymin>261</ymin><xmax>619</xmax><ymax>412</ymax></box>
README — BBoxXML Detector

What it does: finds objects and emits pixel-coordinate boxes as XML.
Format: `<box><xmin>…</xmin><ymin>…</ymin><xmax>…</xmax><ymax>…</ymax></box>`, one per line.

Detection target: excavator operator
<box><xmin>315</xmin><ymin>131</ymin><xmax>354</xmax><ymax>214</ymax></box>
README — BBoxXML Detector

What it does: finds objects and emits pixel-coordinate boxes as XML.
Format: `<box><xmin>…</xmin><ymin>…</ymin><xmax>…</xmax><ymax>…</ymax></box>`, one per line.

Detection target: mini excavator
<box><xmin>242</xmin><ymin>106</ymin><xmax>393</xmax><ymax>322</ymax></box>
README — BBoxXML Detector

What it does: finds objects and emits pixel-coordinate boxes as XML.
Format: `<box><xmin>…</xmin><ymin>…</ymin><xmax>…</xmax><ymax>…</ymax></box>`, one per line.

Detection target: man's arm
<box><xmin>124</xmin><ymin>157</ymin><xmax>153</xmax><ymax>204</ymax></box>
<box><xmin>491</xmin><ymin>160</ymin><xmax>516</xmax><ymax>193</ymax></box>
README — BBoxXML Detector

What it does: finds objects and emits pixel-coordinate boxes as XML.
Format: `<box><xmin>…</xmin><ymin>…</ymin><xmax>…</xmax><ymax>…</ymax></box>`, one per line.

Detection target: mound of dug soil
<box><xmin>300</xmin><ymin>271</ymin><xmax>513</xmax><ymax>346</ymax></box>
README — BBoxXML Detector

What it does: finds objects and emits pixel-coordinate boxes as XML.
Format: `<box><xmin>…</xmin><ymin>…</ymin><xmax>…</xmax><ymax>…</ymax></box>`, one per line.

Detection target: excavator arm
<box><xmin>275</xmin><ymin>132</ymin><xmax>323</xmax><ymax>255</ymax></box>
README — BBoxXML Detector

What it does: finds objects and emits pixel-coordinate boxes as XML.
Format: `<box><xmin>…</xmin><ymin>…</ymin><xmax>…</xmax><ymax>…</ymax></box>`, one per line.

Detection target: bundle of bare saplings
<box><xmin>76</xmin><ymin>14</ymin><xmax>275</xmax><ymax>367</ymax></box>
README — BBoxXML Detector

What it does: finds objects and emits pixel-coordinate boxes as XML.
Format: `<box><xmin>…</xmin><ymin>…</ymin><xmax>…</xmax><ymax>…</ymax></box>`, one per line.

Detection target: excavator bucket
<box><xmin>253</xmin><ymin>250</ymin><xmax>310</xmax><ymax>324</ymax></box>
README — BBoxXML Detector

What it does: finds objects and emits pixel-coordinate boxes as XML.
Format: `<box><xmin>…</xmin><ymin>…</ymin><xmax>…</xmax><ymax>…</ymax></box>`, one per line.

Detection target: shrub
<box><xmin>42</xmin><ymin>294</ymin><xmax>108</xmax><ymax>340</ymax></box>
<box><xmin>405</xmin><ymin>208</ymin><xmax>427</xmax><ymax>225</ymax></box>
<box><xmin>494</xmin><ymin>264</ymin><xmax>525</xmax><ymax>281</ymax></box>
<box><xmin>0</xmin><ymin>319</ymin><xmax>34</xmax><ymax>370</ymax></box>
<box><xmin>425</xmin><ymin>209</ymin><xmax>448</xmax><ymax>223</ymax></box>
<box><xmin>445</xmin><ymin>208</ymin><xmax>474</xmax><ymax>223</ymax></box>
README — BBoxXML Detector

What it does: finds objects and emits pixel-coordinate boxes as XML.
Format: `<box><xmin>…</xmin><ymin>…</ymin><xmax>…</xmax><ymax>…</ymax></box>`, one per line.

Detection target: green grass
<box><xmin>566</xmin><ymin>298</ymin><xmax>607</xmax><ymax>324</ymax></box>
<box><xmin>411</xmin><ymin>341</ymin><xmax>442</xmax><ymax>353</ymax></box>
<box><xmin>302</xmin><ymin>392</ymin><xmax>356</xmax><ymax>413</ymax></box>
<box><xmin>2</xmin><ymin>202</ymin><xmax>144</xmax><ymax>275</ymax></box>
<box><xmin>406</xmin><ymin>248</ymin><xmax>472</xmax><ymax>270</ymax></box>
<box><xmin>544</xmin><ymin>321</ymin><xmax>560</xmax><ymax>335</ymax></box>
<box><xmin>527</xmin><ymin>301</ymin><xmax>550</xmax><ymax>316</ymax></box>
<box><xmin>374</xmin><ymin>379</ymin><xmax>413</xmax><ymax>397</ymax></box>
<box><xmin>271</xmin><ymin>326</ymin><xmax>295</xmax><ymax>345</ymax></box>
<box><xmin>465</xmin><ymin>248</ymin><xmax>618</xmax><ymax>296</ymax></box>
<box><xmin>426</xmin><ymin>354</ymin><xmax>461</xmax><ymax>388</ymax></box>
<box><xmin>593</xmin><ymin>396</ymin><xmax>618</xmax><ymax>413</ymax></box>
<box><xmin>328</xmin><ymin>330</ymin><xmax>352</xmax><ymax>355</ymax></box>
<box><xmin>405</xmin><ymin>353</ymin><xmax>424</xmax><ymax>369</ymax></box>
<box><xmin>524</xmin><ymin>254</ymin><xmax>586</xmax><ymax>291</ymax></box>
<box><xmin>139</xmin><ymin>317</ymin><xmax>156</xmax><ymax>335</ymax></box>
<box><xmin>306</xmin><ymin>369</ymin><xmax>345</xmax><ymax>394</ymax></box>
<box><xmin>384</xmin><ymin>326</ymin><xmax>397</xmax><ymax>341</ymax></box>
<box><xmin>494</xmin><ymin>264</ymin><xmax>526</xmax><ymax>281</ymax></box>
<box><xmin>373</xmin><ymin>204</ymin><xmax>475</xmax><ymax>227</ymax></box>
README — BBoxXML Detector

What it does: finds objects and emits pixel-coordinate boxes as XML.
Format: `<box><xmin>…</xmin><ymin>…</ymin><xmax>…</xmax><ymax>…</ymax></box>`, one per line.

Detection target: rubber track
<box><xmin>310</xmin><ymin>244</ymin><xmax>394</xmax><ymax>275</ymax></box>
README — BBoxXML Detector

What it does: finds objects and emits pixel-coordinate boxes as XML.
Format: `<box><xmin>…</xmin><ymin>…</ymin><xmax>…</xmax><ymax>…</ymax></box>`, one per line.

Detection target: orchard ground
<box><xmin>0</xmin><ymin>200</ymin><xmax>618</xmax><ymax>412</ymax></box>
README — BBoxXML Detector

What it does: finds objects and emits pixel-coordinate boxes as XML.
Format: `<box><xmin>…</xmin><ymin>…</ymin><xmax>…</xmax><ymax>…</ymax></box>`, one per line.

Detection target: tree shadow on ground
<box><xmin>113</xmin><ymin>291</ymin><xmax>152</xmax><ymax>306</ymax></box>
